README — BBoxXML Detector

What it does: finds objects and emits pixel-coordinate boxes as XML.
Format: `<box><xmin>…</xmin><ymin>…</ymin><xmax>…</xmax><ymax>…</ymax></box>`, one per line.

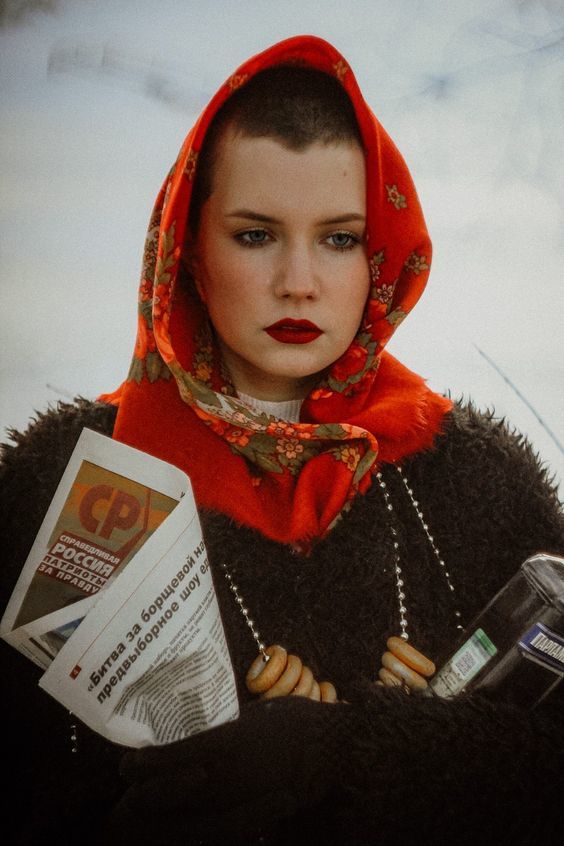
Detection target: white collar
<box><xmin>237</xmin><ymin>391</ymin><xmax>303</xmax><ymax>423</ymax></box>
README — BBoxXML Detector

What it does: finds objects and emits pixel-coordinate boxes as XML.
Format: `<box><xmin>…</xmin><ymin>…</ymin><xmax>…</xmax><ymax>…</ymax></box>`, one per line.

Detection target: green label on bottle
<box><xmin>431</xmin><ymin>628</ymin><xmax>498</xmax><ymax>698</ymax></box>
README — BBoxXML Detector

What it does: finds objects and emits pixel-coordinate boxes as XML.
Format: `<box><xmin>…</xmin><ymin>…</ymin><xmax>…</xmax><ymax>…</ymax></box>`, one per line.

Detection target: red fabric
<box><xmin>101</xmin><ymin>35</ymin><xmax>452</xmax><ymax>545</ymax></box>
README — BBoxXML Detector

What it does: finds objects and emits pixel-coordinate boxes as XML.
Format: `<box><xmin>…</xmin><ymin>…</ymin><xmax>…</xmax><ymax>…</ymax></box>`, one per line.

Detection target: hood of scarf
<box><xmin>101</xmin><ymin>34</ymin><xmax>452</xmax><ymax>546</ymax></box>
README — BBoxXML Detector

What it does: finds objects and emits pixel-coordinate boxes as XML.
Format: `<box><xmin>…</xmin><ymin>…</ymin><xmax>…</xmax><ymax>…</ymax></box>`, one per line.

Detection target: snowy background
<box><xmin>1</xmin><ymin>0</ymin><xmax>563</xmax><ymax>490</ymax></box>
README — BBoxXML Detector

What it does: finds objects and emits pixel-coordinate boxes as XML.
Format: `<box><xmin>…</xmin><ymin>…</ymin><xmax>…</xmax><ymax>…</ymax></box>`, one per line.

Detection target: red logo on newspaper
<box><xmin>36</xmin><ymin>531</ymin><xmax>123</xmax><ymax>597</ymax></box>
<box><xmin>70</xmin><ymin>665</ymin><xmax>82</xmax><ymax>679</ymax></box>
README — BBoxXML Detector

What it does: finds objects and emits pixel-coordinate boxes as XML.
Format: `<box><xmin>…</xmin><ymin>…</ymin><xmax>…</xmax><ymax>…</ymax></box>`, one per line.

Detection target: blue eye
<box><xmin>327</xmin><ymin>231</ymin><xmax>360</xmax><ymax>251</ymax></box>
<box><xmin>237</xmin><ymin>229</ymin><xmax>270</xmax><ymax>247</ymax></box>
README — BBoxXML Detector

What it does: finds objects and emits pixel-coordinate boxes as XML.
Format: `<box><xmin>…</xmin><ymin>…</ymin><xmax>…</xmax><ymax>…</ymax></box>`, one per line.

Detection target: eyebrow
<box><xmin>226</xmin><ymin>209</ymin><xmax>366</xmax><ymax>225</ymax></box>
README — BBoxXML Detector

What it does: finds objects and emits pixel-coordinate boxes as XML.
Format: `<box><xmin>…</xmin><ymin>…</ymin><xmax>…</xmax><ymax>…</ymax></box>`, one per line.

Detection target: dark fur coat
<box><xmin>1</xmin><ymin>399</ymin><xmax>563</xmax><ymax>845</ymax></box>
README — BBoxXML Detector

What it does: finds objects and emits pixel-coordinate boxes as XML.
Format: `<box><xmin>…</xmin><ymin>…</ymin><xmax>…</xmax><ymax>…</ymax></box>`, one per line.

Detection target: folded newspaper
<box><xmin>0</xmin><ymin>428</ymin><xmax>239</xmax><ymax>747</ymax></box>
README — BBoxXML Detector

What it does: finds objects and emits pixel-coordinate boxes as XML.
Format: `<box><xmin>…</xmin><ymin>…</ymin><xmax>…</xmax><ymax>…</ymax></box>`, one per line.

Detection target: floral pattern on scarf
<box><xmin>102</xmin><ymin>35</ymin><xmax>451</xmax><ymax>544</ymax></box>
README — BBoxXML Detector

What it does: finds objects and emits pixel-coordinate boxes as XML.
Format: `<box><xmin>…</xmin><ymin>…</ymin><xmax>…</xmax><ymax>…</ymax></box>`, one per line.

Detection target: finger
<box><xmin>387</xmin><ymin>636</ymin><xmax>436</xmax><ymax>677</ymax></box>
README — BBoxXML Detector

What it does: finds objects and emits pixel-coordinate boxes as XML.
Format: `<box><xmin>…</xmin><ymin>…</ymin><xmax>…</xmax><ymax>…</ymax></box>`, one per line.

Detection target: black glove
<box><xmin>108</xmin><ymin>696</ymin><xmax>354</xmax><ymax>845</ymax></box>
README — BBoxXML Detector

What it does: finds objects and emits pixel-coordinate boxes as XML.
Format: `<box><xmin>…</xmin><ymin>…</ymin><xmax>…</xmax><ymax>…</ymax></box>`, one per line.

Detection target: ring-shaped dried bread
<box><xmin>246</xmin><ymin>644</ymin><xmax>287</xmax><ymax>694</ymax></box>
<box><xmin>319</xmin><ymin>681</ymin><xmax>338</xmax><ymax>702</ymax></box>
<box><xmin>387</xmin><ymin>636</ymin><xmax>436</xmax><ymax>677</ymax></box>
<box><xmin>292</xmin><ymin>665</ymin><xmax>315</xmax><ymax>697</ymax></box>
<box><xmin>309</xmin><ymin>680</ymin><xmax>321</xmax><ymax>701</ymax></box>
<box><xmin>261</xmin><ymin>654</ymin><xmax>303</xmax><ymax>699</ymax></box>
<box><xmin>381</xmin><ymin>651</ymin><xmax>428</xmax><ymax>690</ymax></box>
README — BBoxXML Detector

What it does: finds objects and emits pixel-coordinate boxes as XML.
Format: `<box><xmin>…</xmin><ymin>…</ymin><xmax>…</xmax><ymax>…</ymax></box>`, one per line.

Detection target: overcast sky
<box><xmin>1</xmin><ymin>0</ymin><xmax>563</xmax><ymax>489</ymax></box>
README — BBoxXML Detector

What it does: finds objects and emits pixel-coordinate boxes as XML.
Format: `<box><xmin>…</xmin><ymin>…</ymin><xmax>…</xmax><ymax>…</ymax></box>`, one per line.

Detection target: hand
<box><xmin>109</xmin><ymin>696</ymin><xmax>351</xmax><ymax>844</ymax></box>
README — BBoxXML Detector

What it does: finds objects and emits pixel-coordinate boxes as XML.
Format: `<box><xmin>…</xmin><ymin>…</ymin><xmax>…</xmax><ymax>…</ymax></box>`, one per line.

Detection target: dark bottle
<box><xmin>430</xmin><ymin>553</ymin><xmax>564</xmax><ymax>708</ymax></box>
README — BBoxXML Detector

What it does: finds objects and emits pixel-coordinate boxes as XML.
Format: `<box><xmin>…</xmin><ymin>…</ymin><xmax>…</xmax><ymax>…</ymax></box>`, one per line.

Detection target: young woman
<box><xmin>1</xmin><ymin>35</ymin><xmax>563</xmax><ymax>844</ymax></box>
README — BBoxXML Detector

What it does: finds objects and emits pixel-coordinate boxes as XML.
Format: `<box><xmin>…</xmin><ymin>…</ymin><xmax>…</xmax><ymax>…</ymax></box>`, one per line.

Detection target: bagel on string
<box><xmin>245</xmin><ymin>645</ymin><xmax>338</xmax><ymax>702</ymax></box>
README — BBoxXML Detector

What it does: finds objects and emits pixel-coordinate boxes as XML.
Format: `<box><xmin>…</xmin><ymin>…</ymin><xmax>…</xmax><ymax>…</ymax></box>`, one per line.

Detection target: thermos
<box><xmin>430</xmin><ymin>553</ymin><xmax>564</xmax><ymax>708</ymax></box>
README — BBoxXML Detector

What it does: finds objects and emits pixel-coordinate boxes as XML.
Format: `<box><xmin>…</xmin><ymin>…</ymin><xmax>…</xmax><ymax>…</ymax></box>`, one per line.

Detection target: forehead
<box><xmin>209</xmin><ymin>129</ymin><xmax>366</xmax><ymax>217</ymax></box>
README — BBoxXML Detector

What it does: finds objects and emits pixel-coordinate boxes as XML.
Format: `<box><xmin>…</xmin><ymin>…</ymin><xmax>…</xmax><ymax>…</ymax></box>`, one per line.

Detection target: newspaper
<box><xmin>0</xmin><ymin>428</ymin><xmax>239</xmax><ymax>747</ymax></box>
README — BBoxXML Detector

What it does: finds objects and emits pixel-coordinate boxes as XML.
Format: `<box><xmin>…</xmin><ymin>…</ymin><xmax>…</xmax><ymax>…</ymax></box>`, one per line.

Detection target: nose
<box><xmin>272</xmin><ymin>242</ymin><xmax>320</xmax><ymax>300</ymax></box>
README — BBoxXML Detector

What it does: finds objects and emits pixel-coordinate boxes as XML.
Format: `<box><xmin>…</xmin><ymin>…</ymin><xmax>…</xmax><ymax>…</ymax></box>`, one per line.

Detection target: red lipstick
<box><xmin>265</xmin><ymin>319</ymin><xmax>323</xmax><ymax>345</ymax></box>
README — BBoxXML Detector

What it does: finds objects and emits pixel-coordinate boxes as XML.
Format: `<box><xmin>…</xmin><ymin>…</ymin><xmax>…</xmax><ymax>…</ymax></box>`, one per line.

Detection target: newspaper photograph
<box><xmin>5</xmin><ymin>594</ymin><xmax>97</xmax><ymax>670</ymax></box>
<box><xmin>1</xmin><ymin>428</ymin><xmax>186</xmax><ymax>666</ymax></box>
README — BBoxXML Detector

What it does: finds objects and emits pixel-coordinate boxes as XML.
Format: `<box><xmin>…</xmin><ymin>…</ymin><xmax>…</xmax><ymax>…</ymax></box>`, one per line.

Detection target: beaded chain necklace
<box><xmin>222</xmin><ymin>465</ymin><xmax>464</xmax><ymax>702</ymax></box>
<box><xmin>67</xmin><ymin>465</ymin><xmax>464</xmax><ymax>750</ymax></box>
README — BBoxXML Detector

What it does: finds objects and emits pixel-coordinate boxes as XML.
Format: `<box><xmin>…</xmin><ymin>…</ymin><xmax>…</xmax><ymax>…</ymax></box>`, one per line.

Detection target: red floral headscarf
<box><xmin>101</xmin><ymin>35</ymin><xmax>452</xmax><ymax>546</ymax></box>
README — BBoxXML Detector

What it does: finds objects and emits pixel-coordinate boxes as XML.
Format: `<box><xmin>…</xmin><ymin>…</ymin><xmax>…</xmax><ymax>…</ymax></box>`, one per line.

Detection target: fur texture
<box><xmin>1</xmin><ymin>399</ymin><xmax>563</xmax><ymax>844</ymax></box>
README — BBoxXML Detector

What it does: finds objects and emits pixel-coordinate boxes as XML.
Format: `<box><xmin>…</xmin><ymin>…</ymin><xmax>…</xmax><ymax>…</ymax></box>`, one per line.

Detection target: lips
<box><xmin>264</xmin><ymin>319</ymin><xmax>323</xmax><ymax>345</ymax></box>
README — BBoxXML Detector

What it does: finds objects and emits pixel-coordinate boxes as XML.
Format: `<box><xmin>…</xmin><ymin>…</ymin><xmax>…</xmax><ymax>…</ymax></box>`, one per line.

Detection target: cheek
<box><xmin>197</xmin><ymin>252</ymin><xmax>231</xmax><ymax>309</ymax></box>
<box><xmin>201</xmin><ymin>268</ymin><xmax>250</xmax><ymax>339</ymax></box>
<box><xmin>345</xmin><ymin>264</ymin><xmax>371</xmax><ymax>324</ymax></box>
<box><xmin>339</xmin><ymin>275</ymin><xmax>370</xmax><ymax>345</ymax></box>
<box><xmin>205</xmin><ymin>264</ymin><xmax>267</xmax><ymax>326</ymax></box>
<box><xmin>205</xmin><ymin>279</ymin><xmax>250</xmax><ymax>322</ymax></box>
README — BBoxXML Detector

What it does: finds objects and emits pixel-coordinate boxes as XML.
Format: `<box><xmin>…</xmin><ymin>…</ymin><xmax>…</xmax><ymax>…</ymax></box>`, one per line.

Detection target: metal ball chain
<box><xmin>223</xmin><ymin>464</ymin><xmax>465</xmax><ymax>668</ymax></box>
<box><xmin>395</xmin><ymin>466</ymin><xmax>464</xmax><ymax>632</ymax></box>
<box><xmin>69</xmin><ymin>711</ymin><xmax>78</xmax><ymax>753</ymax></box>
<box><xmin>221</xmin><ymin>562</ymin><xmax>267</xmax><ymax>660</ymax></box>
<box><xmin>375</xmin><ymin>470</ymin><xmax>409</xmax><ymax>641</ymax></box>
